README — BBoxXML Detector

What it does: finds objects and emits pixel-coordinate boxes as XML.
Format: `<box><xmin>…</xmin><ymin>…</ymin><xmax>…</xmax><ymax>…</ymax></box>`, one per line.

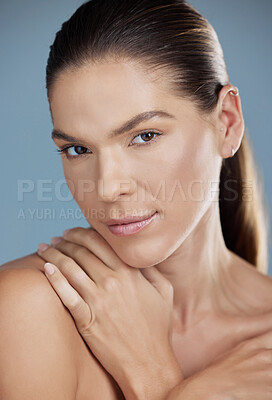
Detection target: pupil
<box><xmin>75</xmin><ymin>146</ymin><xmax>86</xmax><ymax>154</ymax></box>
<box><xmin>143</xmin><ymin>132</ymin><xmax>152</xmax><ymax>141</ymax></box>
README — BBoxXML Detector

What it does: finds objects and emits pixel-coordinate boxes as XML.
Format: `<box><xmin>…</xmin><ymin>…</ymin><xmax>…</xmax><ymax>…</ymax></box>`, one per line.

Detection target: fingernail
<box><xmin>51</xmin><ymin>236</ymin><xmax>62</xmax><ymax>246</ymax></box>
<box><xmin>44</xmin><ymin>262</ymin><xmax>55</xmax><ymax>275</ymax></box>
<box><xmin>63</xmin><ymin>229</ymin><xmax>71</xmax><ymax>237</ymax></box>
<box><xmin>38</xmin><ymin>243</ymin><xmax>49</xmax><ymax>253</ymax></box>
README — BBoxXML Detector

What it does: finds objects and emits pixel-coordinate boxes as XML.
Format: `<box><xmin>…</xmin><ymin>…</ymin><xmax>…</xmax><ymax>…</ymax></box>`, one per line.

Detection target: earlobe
<box><xmin>221</xmin><ymin>143</ymin><xmax>236</xmax><ymax>159</ymax></box>
<box><xmin>231</xmin><ymin>146</ymin><xmax>235</xmax><ymax>157</ymax></box>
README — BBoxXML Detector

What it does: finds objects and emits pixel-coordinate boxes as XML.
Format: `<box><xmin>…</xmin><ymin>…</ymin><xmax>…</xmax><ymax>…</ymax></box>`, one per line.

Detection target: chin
<box><xmin>113</xmin><ymin>246</ymin><xmax>171</xmax><ymax>269</ymax></box>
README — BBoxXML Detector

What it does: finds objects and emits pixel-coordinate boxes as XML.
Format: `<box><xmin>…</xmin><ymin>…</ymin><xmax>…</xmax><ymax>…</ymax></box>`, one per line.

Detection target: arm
<box><xmin>122</xmin><ymin>328</ymin><xmax>272</xmax><ymax>400</ymax></box>
<box><xmin>0</xmin><ymin>267</ymin><xmax>78</xmax><ymax>400</ymax></box>
<box><xmin>126</xmin><ymin>378</ymin><xmax>213</xmax><ymax>400</ymax></box>
<box><xmin>119</xmin><ymin>350</ymin><xmax>184</xmax><ymax>400</ymax></box>
<box><xmin>36</xmin><ymin>228</ymin><xmax>272</xmax><ymax>400</ymax></box>
<box><xmin>119</xmin><ymin>364</ymin><xmax>211</xmax><ymax>400</ymax></box>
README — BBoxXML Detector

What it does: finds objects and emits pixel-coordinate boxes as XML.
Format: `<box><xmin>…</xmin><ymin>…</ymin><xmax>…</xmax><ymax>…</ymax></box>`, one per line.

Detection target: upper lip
<box><xmin>104</xmin><ymin>212</ymin><xmax>157</xmax><ymax>226</ymax></box>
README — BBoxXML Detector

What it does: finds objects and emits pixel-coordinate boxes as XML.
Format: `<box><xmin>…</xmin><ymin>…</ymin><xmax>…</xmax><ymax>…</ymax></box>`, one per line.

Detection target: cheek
<box><xmin>171</xmin><ymin>152</ymin><xmax>210</xmax><ymax>208</ymax></box>
<box><xmin>120</xmin><ymin>149</ymin><xmax>216</xmax><ymax>267</ymax></box>
<box><xmin>128</xmin><ymin>130</ymin><xmax>216</xmax><ymax>227</ymax></box>
<box><xmin>62</xmin><ymin>164</ymin><xmax>96</xmax><ymax>211</ymax></box>
<box><xmin>63</xmin><ymin>167</ymin><xmax>76</xmax><ymax>199</ymax></box>
<box><xmin>151</xmin><ymin>132</ymin><xmax>217</xmax><ymax>234</ymax></box>
<box><xmin>63</xmin><ymin>166</ymin><xmax>77</xmax><ymax>199</ymax></box>
<box><xmin>149</xmin><ymin>145</ymin><xmax>210</xmax><ymax>211</ymax></box>
<box><xmin>60</xmin><ymin>131</ymin><xmax>218</xmax><ymax>268</ymax></box>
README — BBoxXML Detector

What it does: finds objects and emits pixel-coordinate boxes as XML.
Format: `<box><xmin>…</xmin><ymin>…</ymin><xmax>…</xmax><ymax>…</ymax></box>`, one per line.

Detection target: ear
<box><xmin>216</xmin><ymin>84</ymin><xmax>245</xmax><ymax>158</ymax></box>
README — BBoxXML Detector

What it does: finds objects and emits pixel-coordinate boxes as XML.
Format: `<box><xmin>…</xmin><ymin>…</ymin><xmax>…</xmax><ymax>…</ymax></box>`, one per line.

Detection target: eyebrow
<box><xmin>51</xmin><ymin>110</ymin><xmax>176</xmax><ymax>144</ymax></box>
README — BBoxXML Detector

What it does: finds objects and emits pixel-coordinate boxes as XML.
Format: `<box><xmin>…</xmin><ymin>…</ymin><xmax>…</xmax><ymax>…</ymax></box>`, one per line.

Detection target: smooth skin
<box><xmin>1</xmin><ymin>59</ymin><xmax>272</xmax><ymax>399</ymax></box>
<box><xmin>0</xmin><ymin>264</ymin><xmax>125</xmax><ymax>400</ymax></box>
<box><xmin>37</xmin><ymin>227</ymin><xmax>272</xmax><ymax>399</ymax></box>
<box><xmin>0</xmin><ymin>267</ymin><xmax>78</xmax><ymax>400</ymax></box>
<box><xmin>37</xmin><ymin>229</ymin><xmax>183</xmax><ymax>399</ymax></box>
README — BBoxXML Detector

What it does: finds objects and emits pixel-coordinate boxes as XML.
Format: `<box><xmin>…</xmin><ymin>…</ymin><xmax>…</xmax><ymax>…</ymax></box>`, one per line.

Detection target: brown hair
<box><xmin>46</xmin><ymin>0</ymin><xmax>270</xmax><ymax>273</ymax></box>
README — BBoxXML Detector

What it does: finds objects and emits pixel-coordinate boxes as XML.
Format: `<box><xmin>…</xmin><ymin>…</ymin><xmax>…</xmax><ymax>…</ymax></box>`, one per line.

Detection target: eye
<box><xmin>130</xmin><ymin>131</ymin><xmax>161</xmax><ymax>146</ymax></box>
<box><xmin>56</xmin><ymin>130</ymin><xmax>162</xmax><ymax>160</ymax></box>
<box><xmin>56</xmin><ymin>145</ymin><xmax>91</xmax><ymax>159</ymax></box>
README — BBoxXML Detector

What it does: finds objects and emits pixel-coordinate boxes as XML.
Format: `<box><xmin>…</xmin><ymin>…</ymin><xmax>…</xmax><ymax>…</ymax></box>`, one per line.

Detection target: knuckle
<box><xmin>119</xmin><ymin>265</ymin><xmax>136</xmax><ymax>280</ymax></box>
<box><xmin>65</xmin><ymin>227</ymin><xmax>88</xmax><ymax>240</ymax></box>
<box><xmin>63</xmin><ymin>227</ymin><xmax>78</xmax><ymax>239</ymax></box>
<box><xmin>60</xmin><ymin>257</ymin><xmax>76</xmax><ymax>273</ymax></box>
<box><xmin>92</xmin><ymin>294</ymin><xmax>106</xmax><ymax>313</ymax></box>
<box><xmin>69</xmin><ymin>297</ymin><xmax>84</xmax><ymax>312</ymax></box>
<box><xmin>69</xmin><ymin>300</ymin><xmax>94</xmax><ymax>333</ymax></box>
<box><xmin>87</xmin><ymin>228</ymin><xmax>100</xmax><ymax>239</ymax></box>
<box><xmin>87</xmin><ymin>231</ymin><xmax>105</xmax><ymax>248</ymax></box>
<box><xmin>74</xmin><ymin>270</ymin><xmax>88</xmax><ymax>285</ymax></box>
<box><xmin>73</xmin><ymin>245</ymin><xmax>89</xmax><ymax>258</ymax></box>
<box><xmin>101</xmin><ymin>274</ymin><xmax>120</xmax><ymax>291</ymax></box>
<box><xmin>73</xmin><ymin>226</ymin><xmax>91</xmax><ymax>238</ymax></box>
<box><xmin>70</xmin><ymin>227</ymin><xmax>83</xmax><ymax>235</ymax></box>
<box><xmin>80</xmin><ymin>316</ymin><xmax>96</xmax><ymax>336</ymax></box>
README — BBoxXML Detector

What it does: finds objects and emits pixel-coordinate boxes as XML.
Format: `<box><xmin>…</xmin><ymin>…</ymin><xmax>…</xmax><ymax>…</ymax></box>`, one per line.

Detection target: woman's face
<box><xmin>49</xmin><ymin>60</ymin><xmax>222</xmax><ymax>268</ymax></box>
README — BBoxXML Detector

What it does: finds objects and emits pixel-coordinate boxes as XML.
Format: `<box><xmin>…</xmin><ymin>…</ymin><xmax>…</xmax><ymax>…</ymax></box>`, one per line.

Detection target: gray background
<box><xmin>0</xmin><ymin>0</ymin><xmax>271</xmax><ymax>274</ymax></box>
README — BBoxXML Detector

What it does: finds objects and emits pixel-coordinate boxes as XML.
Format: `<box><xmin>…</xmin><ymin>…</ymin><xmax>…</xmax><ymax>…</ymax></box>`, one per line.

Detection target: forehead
<box><xmin>50</xmin><ymin>60</ymin><xmax>174</xmax><ymax>107</ymax></box>
<box><xmin>49</xmin><ymin>60</ymin><xmax>204</xmax><ymax>136</ymax></box>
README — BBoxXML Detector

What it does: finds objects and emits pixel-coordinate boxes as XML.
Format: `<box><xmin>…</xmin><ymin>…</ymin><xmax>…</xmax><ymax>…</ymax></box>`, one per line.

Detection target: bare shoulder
<box><xmin>225</xmin><ymin>252</ymin><xmax>272</xmax><ymax>348</ymax></box>
<box><xmin>0</xmin><ymin>254</ymin><xmax>125</xmax><ymax>400</ymax></box>
<box><xmin>0</xmin><ymin>251</ymin><xmax>45</xmax><ymax>273</ymax></box>
<box><xmin>0</xmin><ymin>262</ymin><xmax>78</xmax><ymax>399</ymax></box>
<box><xmin>229</xmin><ymin>251</ymin><xmax>272</xmax><ymax>314</ymax></box>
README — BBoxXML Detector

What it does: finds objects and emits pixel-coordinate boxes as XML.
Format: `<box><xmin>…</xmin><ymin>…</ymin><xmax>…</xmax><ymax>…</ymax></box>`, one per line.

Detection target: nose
<box><xmin>97</xmin><ymin>151</ymin><xmax>135</xmax><ymax>202</ymax></box>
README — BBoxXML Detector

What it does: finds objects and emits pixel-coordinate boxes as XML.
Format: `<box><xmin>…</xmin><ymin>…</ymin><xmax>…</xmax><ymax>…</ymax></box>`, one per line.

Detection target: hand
<box><xmin>37</xmin><ymin>227</ymin><xmax>183</xmax><ymax>400</ymax></box>
<box><xmin>168</xmin><ymin>329</ymin><xmax>272</xmax><ymax>400</ymax></box>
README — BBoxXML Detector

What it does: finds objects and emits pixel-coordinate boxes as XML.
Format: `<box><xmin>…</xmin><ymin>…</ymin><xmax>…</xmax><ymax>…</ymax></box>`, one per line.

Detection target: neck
<box><xmin>155</xmin><ymin>201</ymin><xmax>233</xmax><ymax>331</ymax></box>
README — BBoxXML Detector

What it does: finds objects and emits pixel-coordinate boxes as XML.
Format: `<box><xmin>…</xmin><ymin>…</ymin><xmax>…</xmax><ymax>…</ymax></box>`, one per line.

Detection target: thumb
<box><xmin>140</xmin><ymin>266</ymin><xmax>174</xmax><ymax>302</ymax></box>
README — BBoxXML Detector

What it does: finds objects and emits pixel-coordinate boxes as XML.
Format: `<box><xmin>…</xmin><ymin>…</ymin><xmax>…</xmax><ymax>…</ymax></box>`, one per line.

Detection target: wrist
<box><xmin>165</xmin><ymin>371</ymin><xmax>220</xmax><ymax>400</ymax></box>
<box><xmin>119</xmin><ymin>352</ymin><xmax>184</xmax><ymax>400</ymax></box>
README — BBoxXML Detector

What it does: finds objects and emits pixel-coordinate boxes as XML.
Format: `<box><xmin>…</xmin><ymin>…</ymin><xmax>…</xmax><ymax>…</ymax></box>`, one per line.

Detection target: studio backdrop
<box><xmin>0</xmin><ymin>0</ymin><xmax>271</xmax><ymax>274</ymax></box>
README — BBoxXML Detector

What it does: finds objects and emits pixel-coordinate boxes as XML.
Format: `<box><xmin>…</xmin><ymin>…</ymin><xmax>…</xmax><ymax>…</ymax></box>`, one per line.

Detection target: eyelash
<box><xmin>56</xmin><ymin>130</ymin><xmax>162</xmax><ymax>160</ymax></box>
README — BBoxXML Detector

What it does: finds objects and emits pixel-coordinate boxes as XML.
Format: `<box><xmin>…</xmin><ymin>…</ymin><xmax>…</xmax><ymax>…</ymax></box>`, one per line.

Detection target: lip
<box><xmin>104</xmin><ymin>212</ymin><xmax>157</xmax><ymax>226</ymax></box>
<box><xmin>106</xmin><ymin>211</ymin><xmax>158</xmax><ymax>236</ymax></box>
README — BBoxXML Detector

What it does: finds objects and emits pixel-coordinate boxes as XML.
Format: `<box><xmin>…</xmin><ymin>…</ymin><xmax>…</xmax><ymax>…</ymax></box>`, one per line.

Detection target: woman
<box><xmin>1</xmin><ymin>0</ymin><xmax>272</xmax><ymax>398</ymax></box>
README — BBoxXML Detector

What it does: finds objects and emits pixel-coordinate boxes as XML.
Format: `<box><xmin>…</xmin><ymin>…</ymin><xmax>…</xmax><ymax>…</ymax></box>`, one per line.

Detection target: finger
<box><xmin>51</xmin><ymin>238</ymin><xmax>117</xmax><ymax>284</ymax></box>
<box><xmin>140</xmin><ymin>266</ymin><xmax>174</xmax><ymax>302</ymax></box>
<box><xmin>37</xmin><ymin>244</ymin><xmax>97</xmax><ymax>300</ymax></box>
<box><xmin>242</xmin><ymin>329</ymin><xmax>272</xmax><ymax>351</ymax></box>
<box><xmin>62</xmin><ymin>227</ymin><xmax>127</xmax><ymax>271</ymax></box>
<box><xmin>43</xmin><ymin>262</ymin><xmax>93</xmax><ymax>333</ymax></box>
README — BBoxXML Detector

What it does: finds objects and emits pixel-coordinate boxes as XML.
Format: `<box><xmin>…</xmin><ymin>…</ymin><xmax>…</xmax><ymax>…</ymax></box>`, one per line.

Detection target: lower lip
<box><xmin>106</xmin><ymin>212</ymin><xmax>158</xmax><ymax>236</ymax></box>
